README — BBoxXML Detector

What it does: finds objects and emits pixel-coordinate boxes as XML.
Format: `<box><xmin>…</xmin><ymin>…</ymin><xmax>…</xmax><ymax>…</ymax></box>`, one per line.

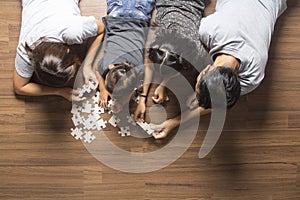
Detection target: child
<box><xmin>95</xmin><ymin>0</ymin><xmax>155</xmax><ymax>112</ymax></box>
<box><xmin>134</xmin><ymin>0</ymin><xmax>211</xmax><ymax>125</ymax></box>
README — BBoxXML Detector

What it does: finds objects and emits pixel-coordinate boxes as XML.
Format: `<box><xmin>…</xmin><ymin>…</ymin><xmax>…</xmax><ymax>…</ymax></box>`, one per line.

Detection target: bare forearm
<box><xmin>170</xmin><ymin>107</ymin><xmax>211</xmax><ymax>128</ymax></box>
<box><xmin>15</xmin><ymin>82</ymin><xmax>62</xmax><ymax>97</ymax></box>
<box><xmin>138</xmin><ymin>63</ymin><xmax>154</xmax><ymax>105</ymax></box>
<box><xmin>84</xmin><ymin>19</ymin><xmax>104</xmax><ymax>68</ymax></box>
<box><xmin>84</xmin><ymin>34</ymin><xmax>104</xmax><ymax>67</ymax></box>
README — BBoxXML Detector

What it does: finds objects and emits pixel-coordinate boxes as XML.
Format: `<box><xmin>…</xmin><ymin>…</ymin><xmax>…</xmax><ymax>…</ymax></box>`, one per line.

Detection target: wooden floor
<box><xmin>0</xmin><ymin>0</ymin><xmax>300</xmax><ymax>199</ymax></box>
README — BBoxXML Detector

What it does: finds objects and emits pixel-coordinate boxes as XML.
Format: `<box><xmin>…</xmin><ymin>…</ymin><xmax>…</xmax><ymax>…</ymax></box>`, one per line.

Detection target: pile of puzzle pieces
<box><xmin>70</xmin><ymin>81</ymin><xmax>154</xmax><ymax>143</ymax></box>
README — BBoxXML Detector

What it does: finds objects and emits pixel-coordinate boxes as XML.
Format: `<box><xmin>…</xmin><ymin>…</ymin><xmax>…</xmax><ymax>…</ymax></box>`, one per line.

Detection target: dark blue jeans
<box><xmin>107</xmin><ymin>0</ymin><xmax>155</xmax><ymax>20</ymax></box>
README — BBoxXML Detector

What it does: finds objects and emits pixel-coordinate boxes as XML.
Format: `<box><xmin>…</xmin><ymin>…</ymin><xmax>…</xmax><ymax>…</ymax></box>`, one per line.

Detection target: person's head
<box><xmin>25</xmin><ymin>41</ymin><xmax>80</xmax><ymax>87</ymax></box>
<box><xmin>195</xmin><ymin>65</ymin><xmax>241</xmax><ymax>109</ymax></box>
<box><xmin>105</xmin><ymin>61</ymin><xmax>138</xmax><ymax>112</ymax></box>
<box><xmin>149</xmin><ymin>28</ymin><xmax>198</xmax><ymax>76</ymax></box>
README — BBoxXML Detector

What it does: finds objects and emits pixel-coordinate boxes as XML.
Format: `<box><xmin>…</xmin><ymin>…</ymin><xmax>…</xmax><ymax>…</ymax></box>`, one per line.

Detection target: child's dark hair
<box><xmin>196</xmin><ymin>67</ymin><xmax>241</xmax><ymax>109</ymax></box>
<box><xmin>149</xmin><ymin>28</ymin><xmax>199</xmax><ymax>75</ymax></box>
<box><xmin>25</xmin><ymin>42</ymin><xmax>80</xmax><ymax>87</ymax></box>
<box><xmin>105</xmin><ymin>62</ymin><xmax>137</xmax><ymax>98</ymax></box>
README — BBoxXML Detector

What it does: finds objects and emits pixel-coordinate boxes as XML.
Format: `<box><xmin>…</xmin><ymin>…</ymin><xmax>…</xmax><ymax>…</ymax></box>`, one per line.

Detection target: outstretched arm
<box><xmin>134</xmin><ymin>62</ymin><xmax>154</xmax><ymax>122</ymax></box>
<box><xmin>13</xmin><ymin>69</ymin><xmax>82</xmax><ymax>101</ymax></box>
<box><xmin>83</xmin><ymin>19</ymin><xmax>105</xmax><ymax>84</ymax></box>
<box><xmin>95</xmin><ymin>70</ymin><xmax>110</xmax><ymax>108</ymax></box>
<box><xmin>151</xmin><ymin>106</ymin><xmax>211</xmax><ymax>139</ymax></box>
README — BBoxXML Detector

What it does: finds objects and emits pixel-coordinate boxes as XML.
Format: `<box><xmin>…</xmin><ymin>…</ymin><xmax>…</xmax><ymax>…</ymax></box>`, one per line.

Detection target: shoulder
<box><xmin>15</xmin><ymin>52</ymin><xmax>34</xmax><ymax>79</ymax></box>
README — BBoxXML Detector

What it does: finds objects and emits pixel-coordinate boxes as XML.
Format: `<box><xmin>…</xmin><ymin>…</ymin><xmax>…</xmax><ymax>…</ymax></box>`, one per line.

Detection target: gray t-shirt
<box><xmin>98</xmin><ymin>16</ymin><xmax>149</xmax><ymax>81</ymax></box>
<box><xmin>15</xmin><ymin>0</ymin><xmax>98</xmax><ymax>78</ymax></box>
<box><xmin>199</xmin><ymin>0</ymin><xmax>287</xmax><ymax>95</ymax></box>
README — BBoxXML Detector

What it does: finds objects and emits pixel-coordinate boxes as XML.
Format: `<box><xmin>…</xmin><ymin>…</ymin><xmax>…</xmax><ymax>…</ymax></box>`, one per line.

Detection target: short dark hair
<box><xmin>196</xmin><ymin>66</ymin><xmax>241</xmax><ymax>109</ymax></box>
<box><xmin>149</xmin><ymin>28</ymin><xmax>198</xmax><ymax>75</ymax></box>
<box><xmin>27</xmin><ymin>42</ymin><xmax>80</xmax><ymax>87</ymax></box>
<box><xmin>105</xmin><ymin>62</ymin><xmax>137</xmax><ymax>99</ymax></box>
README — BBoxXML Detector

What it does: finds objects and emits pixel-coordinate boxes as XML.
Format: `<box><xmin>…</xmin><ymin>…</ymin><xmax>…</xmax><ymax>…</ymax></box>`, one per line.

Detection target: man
<box><xmin>151</xmin><ymin>0</ymin><xmax>287</xmax><ymax>139</ymax></box>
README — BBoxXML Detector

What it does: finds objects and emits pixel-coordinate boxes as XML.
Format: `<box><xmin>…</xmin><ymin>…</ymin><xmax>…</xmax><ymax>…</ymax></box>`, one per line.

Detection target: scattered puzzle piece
<box><xmin>70</xmin><ymin>127</ymin><xmax>84</xmax><ymax>140</ymax></box>
<box><xmin>83</xmin><ymin>131</ymin><xmax>96</xmax><ymax>143</ymax></box>
<box><xmin>94</xmin><ymin>119</ymin><xmax>107</xmax><ymax>130</ymax></box>
<box><xmin>126</xmin><ymin>114</ymin><xmax>136</xmax><ymax>125</ymax></box>
<box><xmin>78</xmin><ymin>81</ymin><xmax>98</xmax><ymax>97</ymax></box>
<box><xmin>71</xmin><ymin>104</ymin><xmax>82</xmax><ymax>115</ymax></box>
<box><xmin>109</xmin><ymin>115</ymin><xmax>121</xmax><ymax>127</ymax></box>
<box><xmin>92</xmin><ymin>103</ymin><xmax>105</xmax><ymax>115</ymax></box>
<box><xmin>72</xmin><ymin>113</ymin><xmax>83</xmax><ymax>126</ymax></box>
<box><xmin>118</xmin><ymin>126</ymin><xmax>130</xmax><ymax>137</ymax></box>
<box><xmin>92</xmin><ymin>91</ymin><xmax>100</xmax><ymax>104</ymax></box>
<box><xmin>136</xmin><ymin>121</ymin><xmax>154</xmax><ymax>135</ymax></box>
<box><xmin>81</xmin><ymin>102</ymin><xmax>93</xmax><ymax>113</ymax></box>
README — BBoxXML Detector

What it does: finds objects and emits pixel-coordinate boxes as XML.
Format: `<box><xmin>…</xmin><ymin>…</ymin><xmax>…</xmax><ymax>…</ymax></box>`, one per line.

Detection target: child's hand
<box><xmin>99</xmin><ymin>89</ymin><xmax>110</xmax><ymax>108</ymax></box>
<box><xmin>134</xmin><ymin>101</ymin><xmax>146</xmax><ymax>122</ymax></box>
<box><xmin>152</xmin><ymin>85</ymin><xmax>169</xmax><ymax>104</ymax></box>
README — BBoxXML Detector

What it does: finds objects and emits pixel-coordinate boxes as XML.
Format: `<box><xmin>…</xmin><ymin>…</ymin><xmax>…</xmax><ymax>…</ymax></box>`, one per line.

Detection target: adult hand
<box><xmin>83</xmin><ymin>63</ymin><xmax>98</xmax><ymax>85</ymax></box>
<box><xmin>152</xmin><ymin>85</ymin><xmax>169</xmax><ymax>104</ymax></box>
<box><xmin>59</xmin><ymin>87</ymin><xmax>86</xmax><ymax>102</ymax></box>
<box><xmin>150</xmin><ymin>119</ymin><xmax>179</xmax><ymax>139</ymax></box>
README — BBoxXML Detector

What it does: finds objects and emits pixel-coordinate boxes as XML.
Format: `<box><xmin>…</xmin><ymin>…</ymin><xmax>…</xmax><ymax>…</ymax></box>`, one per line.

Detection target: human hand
<box><xmin>58</xmin><ymin>87</ymin><xmax>86</xmax><ymax>102</ymax></box>
<box><xmin>152</xmin><ymin>85</ymin><xmax>169</xmax><ymax>104</ymax></box>
<box><xmin>83</xmin><ymin>63</ymin><xmax>98</xmax><ymax>85</ymax></box>
<box><xmin>186</xmin><ymin>92</ymin><xmax>198</xmax><ymax>110</ymax></box>
<box><xmin>99</xmin><ymin>89</ymin><xmax>110</xmax><ymax>108</ymax></box>
<box><xmin>134</xmin><ymin>101</ymin><xmax>146</xmax><ymax>122</ymax></box>
<box><xmin>150</xmin><ymin>119</ymin><xmax>179</xmax><ymax>139</ymax></box>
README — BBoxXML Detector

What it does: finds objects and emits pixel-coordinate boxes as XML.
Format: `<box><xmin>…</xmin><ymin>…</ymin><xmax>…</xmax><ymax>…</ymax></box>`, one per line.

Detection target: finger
<box><xmin>99</xmin><ymin>100</ymin><xmax>105</xmax><ymax>107</ymax></box>
<box><xmin>88</xmin><ymin>73</ymin><xmax>97</xmax><ymax>84</ymax></box>
<box><xmin>134</xmin><ymin>112</ymin><xmax>142</xmax><ymax>122</ymax></box>
<box><xmin>102</xmin><ymin>98</ymin><xmax>108</xmax><ymax>108</ymax></box>
<box><xmin>85</xmin><ymin>76</ymin><xmax>89</xmax><ymax>85</ymax></box>
<box><xmin>137</xmin><ymin>113</ymin><xmax>144</xmax><ymax>122</ymax></box>
<box><xmin>72</xmin><ymin>95</ymin><xmax>86</xmax><ymax>102</ymax></box>
<box><xmin>152</xmin><ymin>96</ymin><xmax>161</xmax><ymax>104</ymax></box>
<box><xmin>153</xmin><ymin>131</ymin><xmax>167</xmax><ymax>139</ymax></box>
<box><xmin>72</xmin><ymin>88</ymin><xmax>81</xmax><ymax>95</ymax></box>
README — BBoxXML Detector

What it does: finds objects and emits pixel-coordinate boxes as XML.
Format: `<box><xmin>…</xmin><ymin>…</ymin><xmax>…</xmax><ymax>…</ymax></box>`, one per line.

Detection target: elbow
<box><xmin>13</xmin><ymin>85</ymin><xmax>23</xmax><ymax>95</ymax></box>
<box><xmin>13</xmin><ymin>83</ymin><xmax>25</xmax><ymax>96</ymax></box>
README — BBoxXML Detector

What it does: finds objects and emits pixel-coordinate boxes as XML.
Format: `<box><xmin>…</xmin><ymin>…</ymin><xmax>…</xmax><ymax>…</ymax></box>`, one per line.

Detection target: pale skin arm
<box><xmin>13</xmin><ymin>69</ymin><xmax>81</xmax><ymax>101</ymax></box>
<box><xmin>95</xmin><ymin>70</ymin><xmax>110</xmax><ymax>108</ymax></box>
<box><xmin>151</xmin><ymin>106</ymin><xmax>212</xmax><ymax>139</ymax></box>
<box><xmin>83</xmin><ymin>19</ymin><xmax>105</xmax><ymax>84</ymax></box>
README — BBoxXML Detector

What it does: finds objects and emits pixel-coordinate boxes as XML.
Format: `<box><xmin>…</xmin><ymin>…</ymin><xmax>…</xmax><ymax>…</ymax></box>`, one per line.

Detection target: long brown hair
<box><xmin>26</xmin><ymin>41</ymin><xmax>81</xmax><ymax>87</ymax></box>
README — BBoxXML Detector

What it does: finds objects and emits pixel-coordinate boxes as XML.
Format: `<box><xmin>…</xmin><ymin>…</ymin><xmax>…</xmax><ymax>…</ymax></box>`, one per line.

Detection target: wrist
<box><xmin>55</xmin><ymin>87</ymin><xmax>65</xmax><ymax>97</ymax></box>
<box><xmin>138</xmin><ymin>96</ymin><xmax>147</xmax><ymax>103</ymax></box>
<box><xmin>139</xmin><ymin>94</ymin><xmax>147</xmax><ymax>98</ymax></box>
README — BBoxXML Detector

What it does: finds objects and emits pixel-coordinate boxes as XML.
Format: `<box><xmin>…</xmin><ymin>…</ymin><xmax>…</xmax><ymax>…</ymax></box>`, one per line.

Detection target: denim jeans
<box><xmin>107</xmin><ymin>0</ymin><xmax>155</xmax><ymax>20</ymax></box>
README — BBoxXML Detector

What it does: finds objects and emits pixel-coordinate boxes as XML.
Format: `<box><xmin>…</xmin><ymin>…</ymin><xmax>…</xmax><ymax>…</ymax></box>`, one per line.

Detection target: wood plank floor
<box><xmin>0</xmin><ymin>0</ymin><xmax>299</xmax><ymax>199</ymax></box>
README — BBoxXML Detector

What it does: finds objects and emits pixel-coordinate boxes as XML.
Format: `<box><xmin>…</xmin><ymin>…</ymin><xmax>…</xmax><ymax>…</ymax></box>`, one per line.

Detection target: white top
<box><xmin>199</xmin><ymin>0</ymin><xmax>287</xmax><ymax>95</ymax></box>
<box><xmin>15</xmin><ymin>0</ymin><xmax>98</xmax><ymax>78</ymax></box>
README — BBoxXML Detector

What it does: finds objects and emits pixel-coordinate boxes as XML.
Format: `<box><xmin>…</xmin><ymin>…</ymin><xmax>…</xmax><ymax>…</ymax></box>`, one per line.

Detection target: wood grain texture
<box><xmin>0</xmin><ymin>0</ymin><xmax>299</xmax><ymax>199</ymax></box>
